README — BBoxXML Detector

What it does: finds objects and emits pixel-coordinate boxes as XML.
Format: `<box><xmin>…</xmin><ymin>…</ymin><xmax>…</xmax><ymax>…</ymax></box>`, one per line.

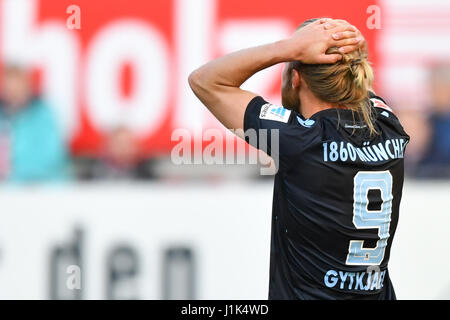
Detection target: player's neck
<box><xmin>299</xmin><ymin>91</ymin><xmax>343</xmax><ymax>119</ymax></box>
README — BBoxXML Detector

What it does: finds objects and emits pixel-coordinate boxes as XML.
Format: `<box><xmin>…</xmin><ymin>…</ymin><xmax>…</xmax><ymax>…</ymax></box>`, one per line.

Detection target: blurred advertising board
<box><xmin>0</xmin><ymin>0</ymin><xmax>378</xmax><ymax>156</ymax></box>
<box><xmin>0</xmin><ymin>182</ymin><xmax>449</xmax><ymax>299</ymax></box>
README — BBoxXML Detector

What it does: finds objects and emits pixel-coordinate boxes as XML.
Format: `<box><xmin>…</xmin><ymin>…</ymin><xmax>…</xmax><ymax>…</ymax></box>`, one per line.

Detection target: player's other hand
<box><xmin>284</xmin><ymin>18</ymin><xmax>366</xmax><ymax>64</ymax></box>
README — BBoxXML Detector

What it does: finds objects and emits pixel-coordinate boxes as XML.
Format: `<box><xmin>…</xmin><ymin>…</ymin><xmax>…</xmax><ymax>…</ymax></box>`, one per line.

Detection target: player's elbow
<box><xmin>188</xmin><ymin>69</ymin><xmax>206</xmax><ymax>95</ymax></box>
<box><xmin>188</xmin><ymin>67</ymin><xmax>223</xmax><ymax>111</ymax></box>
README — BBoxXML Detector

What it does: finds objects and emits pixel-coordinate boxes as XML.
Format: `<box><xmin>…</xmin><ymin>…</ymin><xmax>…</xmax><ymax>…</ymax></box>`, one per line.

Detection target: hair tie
<box><xmin>350</xmin><ymin>59</ymin><xmax>362</xmax><ymax>68</ymax></box>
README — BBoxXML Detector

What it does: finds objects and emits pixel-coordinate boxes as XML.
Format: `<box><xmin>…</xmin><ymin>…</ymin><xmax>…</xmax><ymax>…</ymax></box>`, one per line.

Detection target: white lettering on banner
<box><xmin>1</xmin><ymin>0</ymin><xmax>79</xmax><ymax>139</ymax></box>
<box><xmin>0</xmin><ymin>183</ymin><xmax>448</xmax><ymax>299</ymax></box>
<box><xmin>218</xmin><ymin>20</ymin><xmax>291</xmax><ymax>108</ymax></box>
<box><xmin>1</xmin><ymin>0</ymin><xmax>292</xmax><ymax>142</ymax></box>
<box><xmin>85</xmin><ymin>21</ymin><xmax>169</xmax><ymax>135</ymax></box>
<box><xmin>175</xmin><ymin>0</ymin><xmax>292</xmax><ymax>131</ymax></box>
<box><xmin>175</xmin><ymin>0</ymin><xmax>215</xmax><ymax>132</ymax></box>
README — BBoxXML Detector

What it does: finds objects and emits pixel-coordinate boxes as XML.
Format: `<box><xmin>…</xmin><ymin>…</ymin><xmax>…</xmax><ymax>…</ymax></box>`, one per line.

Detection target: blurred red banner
<box><xmin>0</xmin><ymin>0</ymin><xmax>379</xmax><ymax>156</ymax></box>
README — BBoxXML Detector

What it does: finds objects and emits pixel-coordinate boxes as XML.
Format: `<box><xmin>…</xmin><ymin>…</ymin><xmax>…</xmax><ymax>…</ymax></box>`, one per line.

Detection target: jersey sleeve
<box><xmin>243</xmin><ymin>96</ymin><xmax>293</xmax><ymax>157</ymax></box>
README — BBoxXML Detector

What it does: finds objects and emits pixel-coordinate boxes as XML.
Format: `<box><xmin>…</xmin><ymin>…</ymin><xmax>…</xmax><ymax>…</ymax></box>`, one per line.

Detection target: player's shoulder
<box><xmin>259</xmin><ymin>102</ymin><xmax>293</xmax><ymax>124</ymax></box>
<box><xmin>368</xmin><ymin>92</ymin><xmax>409</xmax><ymax>138</ymax></box>
<box><xmin>368</xmin><ymin>92</ymin><xmax>398</xmax><ymax>120</ymax></box>
<box><xmin>246</xmin><ymin>96</ymin><xmax>317</xmax><ymax>129</ymax></box>
<box><xmin>245</xmin><ymin>96</ymin><xmax>293</xmax><ymax>125</ymax></box>
<box><xmin>368</xmin><ymin>92</ymin><xmax>401</xmax><ymax>122</ymax></box>
<box><xmin>369</xmin><ymin>93</ymin><xmax>392</xmax><ymax>111</ymax></box>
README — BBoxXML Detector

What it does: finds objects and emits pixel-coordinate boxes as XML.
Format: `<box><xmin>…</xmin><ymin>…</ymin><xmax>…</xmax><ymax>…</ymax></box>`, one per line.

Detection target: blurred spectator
<box><xmin>410</xmin><ymin>64</ymin><xmax>450</xmax><ymax>178</ymax></box>
<box><xmin>75</xmin><ymin>127</ymin><xmax>156</xmax><ymax>180</ymax></box>
<box><xmin>0</xmin><ymin>64</ymin><xmax>70</xmax><ymax>183</ymax></box>
<box><xmin>397</xmin><ymin>108</ymin><xmax>431</xmax><ymax>173</ymax></box>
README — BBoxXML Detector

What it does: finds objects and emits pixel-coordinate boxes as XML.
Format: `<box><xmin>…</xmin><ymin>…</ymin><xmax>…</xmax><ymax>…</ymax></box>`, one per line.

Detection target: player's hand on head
<box><xmin>287</xmin><ymin>18</ymin><xmax>364</xmax><ymax>64</ymax></box>
<box><xmin>324</xmin><ymin>19</ymin><xmax>368</xmax><ymax>55</ymax></box>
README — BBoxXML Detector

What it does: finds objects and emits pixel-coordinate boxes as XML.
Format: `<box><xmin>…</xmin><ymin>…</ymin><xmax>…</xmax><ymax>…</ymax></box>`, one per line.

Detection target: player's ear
<box><xmin>291</xmin><ymin>69</ymin><xmax>301</xmax><ymax>90</ymax></box>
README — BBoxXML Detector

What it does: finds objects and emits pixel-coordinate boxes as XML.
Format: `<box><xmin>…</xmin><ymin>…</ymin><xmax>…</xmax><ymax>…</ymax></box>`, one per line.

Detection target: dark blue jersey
<box><xmin>243</xmin><ymin>93</ymin><xmax>409</xmax><ymax>300</ymax></box>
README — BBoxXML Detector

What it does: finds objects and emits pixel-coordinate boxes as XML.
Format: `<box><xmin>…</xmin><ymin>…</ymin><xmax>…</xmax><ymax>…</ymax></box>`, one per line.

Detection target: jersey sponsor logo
<box><xmin>324</xmin><ymin>269</ymin><xmax>387</xmax><ymax>291</ymax></box>
<box><xmin>323</xmin><ymin>139</ymin><xmax>408</xmax><ymax>163</ymax></box>
<box><xmin>371</xmin><ymin>98</ymin><xmax>393</xmax><ymax>112</ymax></box>
<box><xmin>259</xmin><ymin>104</ymin><xmax>291</xmax><ymax>123</ymax></box>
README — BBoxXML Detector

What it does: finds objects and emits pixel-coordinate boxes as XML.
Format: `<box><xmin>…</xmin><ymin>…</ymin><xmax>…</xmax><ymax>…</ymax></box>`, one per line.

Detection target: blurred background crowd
<box><xmin>399</xmin><ymin>63</ymin><xmax>450</xmax><ymax>178</ymax></box>
<box><xmin>0</xmin><ymin>63</ymin><xmax>159</xmax><ymax>183</ymax></box>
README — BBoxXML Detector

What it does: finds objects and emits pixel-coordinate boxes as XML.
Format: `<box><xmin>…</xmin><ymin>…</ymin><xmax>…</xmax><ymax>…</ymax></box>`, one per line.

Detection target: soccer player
<box><xmin>188</xmin><ymin>18</ymin><xmax>409</xmax><ymax>300</ymax></box>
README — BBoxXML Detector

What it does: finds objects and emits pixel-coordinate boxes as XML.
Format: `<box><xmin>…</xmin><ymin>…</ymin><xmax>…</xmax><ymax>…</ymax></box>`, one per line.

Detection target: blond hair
<box><xmin>292</xmin><ymin>19</ymin><xmax>377</xmax><ymax>135</ymax></box>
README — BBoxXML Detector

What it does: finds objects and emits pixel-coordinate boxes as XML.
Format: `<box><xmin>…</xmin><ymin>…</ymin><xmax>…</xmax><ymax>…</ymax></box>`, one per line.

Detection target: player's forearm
<box><xmin>188</xmin><ymin>40</ymin><xmax>291</xmax><ymax>92</ymax></box>
<box><xmin>187</xmin><ymin>19</ymin><xmax>364</xmax><ymax>131</ymax></box>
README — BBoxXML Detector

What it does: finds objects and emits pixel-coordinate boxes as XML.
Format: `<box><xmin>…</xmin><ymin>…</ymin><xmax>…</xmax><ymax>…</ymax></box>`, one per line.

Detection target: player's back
<box><xmin>244</xmin><ymin>93</ymin><xmax>409</xmax><ymax>300</ymax></box>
